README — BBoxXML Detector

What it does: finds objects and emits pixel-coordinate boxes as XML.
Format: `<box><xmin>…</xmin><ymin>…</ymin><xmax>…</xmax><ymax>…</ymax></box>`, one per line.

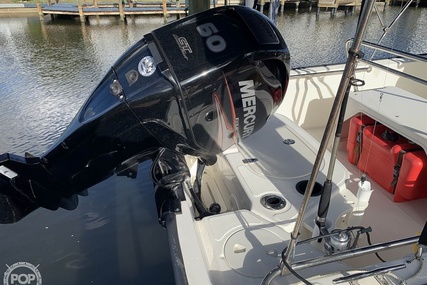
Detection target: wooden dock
<box><xmin>36</xmin><ymin>1</ymin><xmax>187</xmax><ymax>22</ymax></box>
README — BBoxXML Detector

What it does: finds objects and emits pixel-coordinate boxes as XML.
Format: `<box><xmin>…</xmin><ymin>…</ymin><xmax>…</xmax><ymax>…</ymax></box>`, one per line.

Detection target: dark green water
<box><xmin>0</xmin><ymin>6</ymin><xmax>426</xmax><ymax>284</ymax></box>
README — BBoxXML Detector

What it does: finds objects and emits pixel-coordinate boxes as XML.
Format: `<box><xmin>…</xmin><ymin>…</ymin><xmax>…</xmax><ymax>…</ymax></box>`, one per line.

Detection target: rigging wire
<box><xmin>370</xmin><ymin>0</ymin><xmax>414</xmax><ymax>60</ymax></box>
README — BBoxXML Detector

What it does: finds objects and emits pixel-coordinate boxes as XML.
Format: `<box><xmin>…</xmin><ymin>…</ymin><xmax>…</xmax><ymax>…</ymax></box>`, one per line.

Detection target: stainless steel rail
<box><xmin>261</xmin><ymin>235</ymin><xmax>419</xmax><ymax>285</ymax></box>
<box><xmin>332</xmin><ymin>263</ymin><xmax>407</xmax><ymax>284</ymax></box>
<box><xmin>290</xmin><ymin>235</ymin><xmax>419</xmax><ymax>271</ymax></box>
<box><xmin>357</xmin><ymin>41</ymin><xmax>427</xmax><ymax>63</ymax></box>
<box><xmin>345</xmin><ymin>39</ymin><xmax>427</xmax><ymax>85</ymax></box>
<box><xmin>360</xmin><ymin>58</ymin><xmax>427</xmax><ymax>86</ymax></box>
<box><xmin>290</xmin><ymin>65</ymin><xmax>370</xmax><ymax>78</ymax></box>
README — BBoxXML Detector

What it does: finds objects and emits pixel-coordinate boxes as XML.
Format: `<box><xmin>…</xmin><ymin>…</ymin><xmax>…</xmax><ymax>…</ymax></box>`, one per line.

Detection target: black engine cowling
<box><xmin>0</xmin><ymin>6</ymin><xmax>290</xmax><ymax>223</ymax></box>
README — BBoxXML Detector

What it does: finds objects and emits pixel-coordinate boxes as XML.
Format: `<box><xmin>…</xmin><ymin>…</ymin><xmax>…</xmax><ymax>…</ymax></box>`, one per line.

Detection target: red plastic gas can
<box><xmin>394</xmin><ymin>150</ymin><xmax>427</xmax><ymax>202</ymax></box>
<box><xmin>357</xmin><ymin>125</ymin><xmax>415</xmax><ymax>193</ymax></box>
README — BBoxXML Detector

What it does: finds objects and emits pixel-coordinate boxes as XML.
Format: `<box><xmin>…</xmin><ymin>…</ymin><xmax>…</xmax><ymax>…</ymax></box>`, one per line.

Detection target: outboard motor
<box><xmin>0</xmin><ymin>6</ymin><xmax>290</xmax><ymax>223</ymax></box>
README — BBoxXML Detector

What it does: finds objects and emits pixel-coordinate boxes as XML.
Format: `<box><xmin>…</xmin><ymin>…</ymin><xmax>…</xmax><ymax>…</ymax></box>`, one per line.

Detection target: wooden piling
<box><xmin>162</xmin><ymin>0</ymin><xmax>168</xmax><ymax>19</ymax></box>
<box><xmin>78</xmin><ymin>4</ymin><xmax>85</xmax><ymax>23</ymax></box>
<box><xmin>119</xmin><ymin>0</ymin><xmax>125</xmax><ymax>21</ymax></box>
<box><xmin>36</xmin><ymin>3</ymin><xmax>44</xmax><ymax>21</ymax></box>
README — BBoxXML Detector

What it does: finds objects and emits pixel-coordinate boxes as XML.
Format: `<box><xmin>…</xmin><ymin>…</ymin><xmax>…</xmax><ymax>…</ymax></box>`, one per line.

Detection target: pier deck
<box><xmin>37</xmin><ymin>1</ymin><xmax>187</xmax><ymax>21</ymax></box>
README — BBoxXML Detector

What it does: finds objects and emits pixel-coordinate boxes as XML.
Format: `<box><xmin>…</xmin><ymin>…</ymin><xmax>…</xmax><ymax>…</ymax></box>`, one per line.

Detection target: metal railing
<box><xmin>346</xmin><ymin>39</ymin><xmax>427</xmax><ymax>86</ymax></box>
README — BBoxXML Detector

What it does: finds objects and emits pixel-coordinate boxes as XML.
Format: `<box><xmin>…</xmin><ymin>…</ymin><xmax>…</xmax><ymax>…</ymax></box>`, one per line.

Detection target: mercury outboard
<box><xmin>0</xmin><ymin>6</ymin><xmax>290</xmax><ymax>223</ymax></box>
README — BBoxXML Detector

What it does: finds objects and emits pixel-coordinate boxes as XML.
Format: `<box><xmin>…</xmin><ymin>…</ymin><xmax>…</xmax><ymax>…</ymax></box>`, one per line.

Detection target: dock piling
<box><xmin>78</xmin><ymin>4</ymin><xmax>85</xmax><ymax>22</ymax></box>
<box><xmin>118</xmin><ymin>0</ymin><xmax>125</xmax><ymax>21</ymax></box>
<box><xmin>162</xmin><ymin>0</ymin><xmax>168</xmax><ymax>20</ymax></box>
<box><xmin>36</xmin><ymin>3</ymin><xmax>44</xmax><ymax>21</ymax></box>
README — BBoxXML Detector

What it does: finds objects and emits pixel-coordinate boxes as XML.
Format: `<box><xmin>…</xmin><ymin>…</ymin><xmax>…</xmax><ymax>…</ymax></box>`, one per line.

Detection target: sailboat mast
<box><xmin>282</xmin><ymin>0</ymin><xmax>377</xmax><ymax>268</ymax></box>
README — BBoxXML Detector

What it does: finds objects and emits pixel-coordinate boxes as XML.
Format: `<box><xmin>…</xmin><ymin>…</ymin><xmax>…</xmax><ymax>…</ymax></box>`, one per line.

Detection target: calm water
<box><xmin>0</xmin><ymin>6</ymin><xmax>426</xmax><ymax>284</ymax></box>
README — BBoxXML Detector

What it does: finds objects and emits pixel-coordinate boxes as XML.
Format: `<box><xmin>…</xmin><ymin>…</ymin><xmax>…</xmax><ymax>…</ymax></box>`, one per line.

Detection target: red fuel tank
<box><xmin>394</xmin><ymin>150</ymin><xmax>427</xmax><ymax>202</ymax></box>
<box><xmin>346</xmin><ymin>115</ymin><xmax>376</xmax><ymax>165</ymax></box>
<box><xmin>357</xmin><ymin>124</ymin><xmax>416</xmax><ymax>193</ymax></box>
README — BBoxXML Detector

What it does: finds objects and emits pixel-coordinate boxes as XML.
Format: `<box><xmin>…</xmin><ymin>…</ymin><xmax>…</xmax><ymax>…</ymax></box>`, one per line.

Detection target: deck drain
<box><xmin>261</xmin><ymin>195</ymin><xmax>286</xmax><ymax>210</ymax></box>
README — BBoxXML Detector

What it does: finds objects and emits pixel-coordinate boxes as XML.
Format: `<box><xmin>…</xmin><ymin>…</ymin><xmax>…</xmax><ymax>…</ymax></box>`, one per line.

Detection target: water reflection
<box><xmin>0</xmin><ymin>7</ymin><xmax>426</xmax><ymax>284</ymax></box>
<box><xmin>275</xmin><ymin>6</ymin><xmax>427</xmax><ymax>67</ymax></box>
<box><xmin>0</xmin><ymin>16</ymin><xmax>165</xmax><ymax>155</ymax></box>
<box><xmin>0</xmin><ymin>16</ymin><xmax>175</xmax><ymax>285</ymax></box>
